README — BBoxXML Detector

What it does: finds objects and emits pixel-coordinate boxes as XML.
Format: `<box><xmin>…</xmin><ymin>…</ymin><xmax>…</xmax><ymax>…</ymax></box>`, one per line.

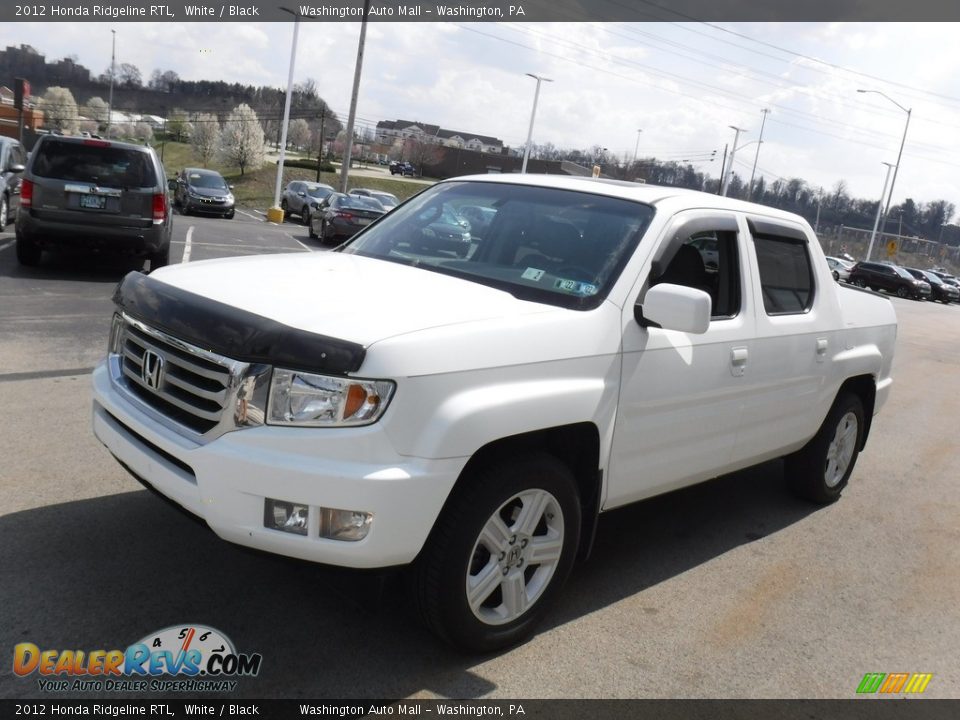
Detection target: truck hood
<box><xmin>149</xmin><ymin>251</ymin><xmax>556</xmax><ymax>347</ymax></box>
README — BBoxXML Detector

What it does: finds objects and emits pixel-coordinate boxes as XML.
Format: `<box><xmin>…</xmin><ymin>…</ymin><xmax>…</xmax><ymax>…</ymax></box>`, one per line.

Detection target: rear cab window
<box><xmin>748</xmin><ymin>218</ymin><xmax>815</xmax><ymax>315</ymax></box>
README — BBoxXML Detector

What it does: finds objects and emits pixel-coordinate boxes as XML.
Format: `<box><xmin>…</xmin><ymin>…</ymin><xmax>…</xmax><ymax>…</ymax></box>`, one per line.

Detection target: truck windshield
<box><xmin>339</xmin><ymin>181</ymin><xmax>655</xmax><ymax>310</ymax></box>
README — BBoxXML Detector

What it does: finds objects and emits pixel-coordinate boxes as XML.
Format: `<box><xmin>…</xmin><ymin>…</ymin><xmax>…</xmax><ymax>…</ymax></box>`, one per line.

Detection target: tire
<box><xmin>15</xmin><ymin>231</ymin><xmax>41</xmax><ymax>266</ymax></box>
<box><xmin>225</xmin><ymin>210</ymin><xmax>235</xmax><ymax>219</ymax></box>
<box><xmin>896</xmin><ymin>286</ymin><xmax>908</xmax><ymax>298</ymax></box>
<box><xmin>280</xmin><ymin>199</ymin><xmax>288</xmax><ymax>219</ymax></box>
<box><xmin>0</xmin><ymin>193</ymin><xmax>8</xmax><ymax>228</ymax></box>
<box><xmin>410</xmin><ymin>452</ymin><xmax>580</xmax><ymax>652</ymax></box>
<box><xmin>852</xmin><ymin>277</ymin><xmax>865</xmax><ymax>288</ymax></box>
<box><xmin>832</xmin><ymin>270</ymin><xmax>839</xmax><ymax>282</ymax></box>
<box><xmin>302</xmin><ymin>208</ymin><xmax>311</xmax><ymax>226</ymax></box>
<box><xmin>148</xmin><ymin>244</ymin><xmax>170</xmax><ymax>271</ymax></box>
<box><xmin>786</xmin><ymin>392</ymin><xmax>864</xmax><ymax>505</ymax></box>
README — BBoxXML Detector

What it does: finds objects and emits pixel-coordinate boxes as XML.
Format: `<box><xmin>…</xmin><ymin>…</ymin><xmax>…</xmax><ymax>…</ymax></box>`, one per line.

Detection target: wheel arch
<box><xmin>837</xmin><ymin>374</ymin><xmax>876</xmax><ymax>450</ymax></box>
<box><xmin>419</xmin><ymin>422</ymin><xmax>603</xmax><ymax>566</ymax></box>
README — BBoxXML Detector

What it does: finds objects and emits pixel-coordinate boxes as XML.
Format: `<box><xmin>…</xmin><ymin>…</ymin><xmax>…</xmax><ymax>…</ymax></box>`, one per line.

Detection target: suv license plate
<box><xmin>80</xmin><ymin>195</ymin><xmax>106</xmax><ymax>210</ymax></box>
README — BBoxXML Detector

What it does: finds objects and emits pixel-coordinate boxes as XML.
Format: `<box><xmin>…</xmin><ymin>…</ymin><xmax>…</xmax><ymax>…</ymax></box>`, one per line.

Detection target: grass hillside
<box><xmin>156</xmin><ymin>140</ymin><xmax>430</xmax><ymax>210</ymax></box>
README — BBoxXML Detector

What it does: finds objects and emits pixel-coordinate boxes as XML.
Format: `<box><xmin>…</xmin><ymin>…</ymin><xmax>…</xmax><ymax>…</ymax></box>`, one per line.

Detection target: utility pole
<box><xmin>633</xmin><ymin>128</ymin><xmax>642</xmax><ymax>163</ymax></box>
<box><xmin>721</xmin><ymin>126</ymin><xmax>747</xmax><ymax>196</ymax></box>
<box><xmin>717</xmin><ymin>144</ymin><xmax>728</xmax><ymax>195</ymax></box>
<box><xmin>521</xmin><ymin>73</ymin><xmax>552</xmax><ymax>174</ymax></box>
<box><xmin>316</xmin><ymin>108</ymin><xmax>327</xmax><ymax>183</ymax></box>
<box><xmin>339</xmin><ymin>0</ymin><xmax>372</xmax><ymax>193</ymax></box>
<box><xmin>814</xmin><ymin>187</ymin><xmax>823</xmax><ymax>234</ymax></box>
<box><xmin>748</xmin><ymin>108</ymin><xmax>769</xmax><ymax>199</ymax></box>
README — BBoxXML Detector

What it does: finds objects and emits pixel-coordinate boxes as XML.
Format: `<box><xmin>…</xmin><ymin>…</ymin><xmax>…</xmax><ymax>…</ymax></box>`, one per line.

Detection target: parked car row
<box><xmin>847</xmin><ymin>260</ymin><xmax>960</xmax><ymax>303</ymax></box>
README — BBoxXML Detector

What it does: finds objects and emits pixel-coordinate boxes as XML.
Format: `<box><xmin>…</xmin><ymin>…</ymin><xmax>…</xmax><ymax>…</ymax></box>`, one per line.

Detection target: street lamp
<box><xmin>106</xmin><ymin>30</ymin><xmax>116</xmax><ymax>137</ymax></box>
<box><xmin>857</xmin><ymin>89</ymin><xmax>911</xmax><ymax>234</ymax></box>
<box><xmin>748</xmin><ymin>108</ymin><xmax>770</xmax><ymax>199</ymax></box>
<box><xmin>633</xmin><ymin>128</ymin><xmax>642</xmax><ymax>163</ymax></box>
<box><xmin>721</xmin><ymin>125</ymin><xmax>748</xmax><ymax>196</ymax></box>
<box><xmin>268</xmin><ymin>8</ymin><xmax>301</xmax><ymax>224</ymax></box>
<box><xmin>521</xmin><ymin>73</ymin><xmax>552</xmax><ymax>174</ymax></box>
<box><xmin>867</xmin><ymin>162</ymin><xmax>896</xmax><ymax>261</ymax></box>
<box><xmin>338</xmin><ymin>0</ymin><xmax>373</xmax><ymax>192</ymax></box>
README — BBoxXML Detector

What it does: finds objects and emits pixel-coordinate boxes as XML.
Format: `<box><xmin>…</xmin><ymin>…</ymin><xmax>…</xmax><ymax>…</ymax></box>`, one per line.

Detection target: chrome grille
<box><xmin>109</xmin><ymin>313</ymin><xmax>270</xmax><ymax>441</ymax></box>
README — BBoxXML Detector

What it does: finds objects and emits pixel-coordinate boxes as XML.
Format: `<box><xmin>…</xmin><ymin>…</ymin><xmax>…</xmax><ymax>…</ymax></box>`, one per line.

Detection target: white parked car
<box><xmin>92</xmin><ymin>176</ymin><xmax>897</xmax><ymax>652</ymax></box>
<box><xmin>825</xmin><ymin>255</ymin><xmax>854</xmax><ymax>282</ymax></box>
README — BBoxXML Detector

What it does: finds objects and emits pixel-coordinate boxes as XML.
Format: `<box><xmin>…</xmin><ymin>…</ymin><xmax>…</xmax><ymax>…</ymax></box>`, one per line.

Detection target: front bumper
<box><xmin>91</xmin><ymin>363</ymin><xmax>463</xmax><ymax>568</ymax></box>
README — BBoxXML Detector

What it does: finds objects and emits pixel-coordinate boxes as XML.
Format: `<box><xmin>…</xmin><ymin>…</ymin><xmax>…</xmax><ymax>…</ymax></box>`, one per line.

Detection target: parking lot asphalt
<box><xmin>0</xmin><ymin>213</ymin><xmax>958</xmax><ymax>699</ymax></box>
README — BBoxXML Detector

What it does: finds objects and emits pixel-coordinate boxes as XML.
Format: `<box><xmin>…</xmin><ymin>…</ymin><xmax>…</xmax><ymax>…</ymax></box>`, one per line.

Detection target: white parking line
<box><xmin>0</xmin><ymin>239</ymin><xmax>14</xmax><ymax>253</ymax></box>
<box><xmin>182</xmin><ymin>225</ymin><xmax>194</xmax><ymax>263</ymax></box>
<box><xmin>285</xmin><ymin>232</ymin><xmax>314</xmax><ymax>252</ymax></box>
<box><xmin>171</xmin><ymin>239</ymin><xmax>309</xmax><ymax>253</ymax></box>
<box><xmin>236</xmin><ymin>208</ymin><xmax>263</xmax><ymax>222</ymax></box>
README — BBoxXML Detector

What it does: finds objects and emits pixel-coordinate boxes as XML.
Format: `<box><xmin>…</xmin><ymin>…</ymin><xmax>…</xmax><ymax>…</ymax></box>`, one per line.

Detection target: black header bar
<box><xmin>4</xmin><ymin>0</ymin><xmax>960</xmax><ymax>23</ymax></box>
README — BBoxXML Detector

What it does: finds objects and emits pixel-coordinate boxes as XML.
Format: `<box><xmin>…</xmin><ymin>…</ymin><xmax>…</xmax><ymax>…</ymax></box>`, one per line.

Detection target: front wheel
<box><xmin>410</xmin><ymin>452</ymin><xmax>580</xmax><ymax>652</ymax></box>
<box><xmin>896</xmin><ymin>286</ymin><xmax>908</xmax><ymax>298</ymax></box>
<box><xmin>0</xmin><ymin>193</ymin><xmax>8</xmax><ymax>228</ymax></box>
<box><xmin>786</xmin><ymin>393</ymin><xmax>864</xmax><ymax>504</ymax></box>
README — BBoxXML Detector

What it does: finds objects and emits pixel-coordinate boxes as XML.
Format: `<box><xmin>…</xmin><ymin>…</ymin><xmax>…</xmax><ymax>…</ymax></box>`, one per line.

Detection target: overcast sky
<box><xmin>4</xmin><ymin>21</ymin><xmax>960</xmax><ymax>211</ymax></box>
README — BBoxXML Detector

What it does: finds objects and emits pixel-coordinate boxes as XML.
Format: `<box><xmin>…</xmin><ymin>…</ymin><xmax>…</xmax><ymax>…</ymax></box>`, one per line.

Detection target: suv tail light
<box><xmin>20</xmin><ymin>179</ymin><xmax>33</xmax><ymax>208</ymax></box>
<box><xmin>334</xmin><ymin>211</ymin><xmax>354</xmax><ymax>221</ymax></box>
<box><xmin>152</xmin><ymin>192</ymin><xmax>167</xmax><ymax>223</ymax></box>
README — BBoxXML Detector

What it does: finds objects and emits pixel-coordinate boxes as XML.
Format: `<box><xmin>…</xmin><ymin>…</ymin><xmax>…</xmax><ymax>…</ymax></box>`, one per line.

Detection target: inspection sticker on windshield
<box><xmin>522</xmin><ymin>267</ymin><xmax>545</xmax><ymax>281</ymax></box>
<box><xmin>555</xmin><ymin>279</ymin><xmax>598</xmax><ymax>296</ymax></box>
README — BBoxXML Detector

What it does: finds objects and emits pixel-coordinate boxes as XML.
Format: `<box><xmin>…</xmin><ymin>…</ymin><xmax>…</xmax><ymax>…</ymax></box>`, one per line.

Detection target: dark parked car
<box><xmin>848</xmin><ymin>261</ymin><xmax>931</xmax><ymax>300</ymax></box>
<box><xmin>172</xmin><ymin>168</ymin><xmax>235</xmax><ymax>218</ymax></box>
<box><xmin>349</xmin><ymin>188</ymin><xmax>399</xmax><ymax>212</ymax></box>
<box><xmin>0</xmin><ymin>136</ymin><xmax>27</xmax><ymax>229</ymax></box>
<box><xmin>15</xmin><ymin>135</ymin><xmax>172</xmax><ymax>268</ymax></box>
<box><xmin>390</xmin><ymin>161</ymin><xmax>415</xmax><ymax>176</ymax></box>
<box><xmin>309</xmin><ymin>192</ymin><xmax>386</xmax><ymax>242</ymax></box>
<box><xmin>281</xmin><ymin>180</ymin><xmax>334</xmax><ymax>225</ymax></box>
<box><xmin>905</xmin><ymin>267</ymin><xmax>958</xmax><ymax>304</ymax></box>
<box><xmin>930</xmin><ymin>270</ymin><xmax>960</xmax><ymax>296</ymax></box>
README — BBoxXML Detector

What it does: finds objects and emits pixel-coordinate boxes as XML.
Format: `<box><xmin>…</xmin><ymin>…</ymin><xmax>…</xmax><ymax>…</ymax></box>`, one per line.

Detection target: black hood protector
<box><xmin>112</xmin><ymin>271</ymin><xmax>365</xmax><ymax>375</ymax></box>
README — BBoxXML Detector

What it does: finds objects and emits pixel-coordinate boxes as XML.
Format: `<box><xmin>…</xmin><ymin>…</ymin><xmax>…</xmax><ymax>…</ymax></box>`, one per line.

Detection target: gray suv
<box><xmin>0</xmin><ymin>136</ymin><xmax>27</xmax><ymax>229</ymax></box>
<box><xmin>15</xmin><ymin>135</ymin><xmax>172</xmax><ymax>268</ymax></box>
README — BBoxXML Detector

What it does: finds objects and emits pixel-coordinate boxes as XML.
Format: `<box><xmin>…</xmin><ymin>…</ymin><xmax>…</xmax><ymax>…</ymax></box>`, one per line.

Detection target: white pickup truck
<box><xmin>92</xmin><ymin>175</ymin><xmax>896</xmax><ymax>651</ymax></box>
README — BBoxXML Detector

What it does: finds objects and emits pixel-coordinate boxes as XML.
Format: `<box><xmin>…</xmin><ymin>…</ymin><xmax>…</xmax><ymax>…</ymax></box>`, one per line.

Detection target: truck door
<box><xmin>606</xmin><ymin>210</ymin><xmax>756</xmax><ymax>508</ymax></box>
<box><xmin>731</xmin><ymin>216</ymin><xmax>833</xmax><ymax>466</ymax></box>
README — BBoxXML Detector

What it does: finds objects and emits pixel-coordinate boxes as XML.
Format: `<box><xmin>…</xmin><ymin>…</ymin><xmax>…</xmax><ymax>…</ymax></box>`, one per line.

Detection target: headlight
<box><xmin>267</xmin><ymin>369</ymin><xmax>395</xmax><ymax>427</ymax></box>
<box><xmin>188</xmin><ymin>190</ymin><xmax>202</xmax><ymax>199</ymax></box>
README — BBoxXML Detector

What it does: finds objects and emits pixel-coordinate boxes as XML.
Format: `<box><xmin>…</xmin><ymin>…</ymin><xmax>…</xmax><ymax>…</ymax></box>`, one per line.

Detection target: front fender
<box><xmin>384</xmin><ymin>357</ymin><xmax>621</xmax><ymax>461</ymax></box>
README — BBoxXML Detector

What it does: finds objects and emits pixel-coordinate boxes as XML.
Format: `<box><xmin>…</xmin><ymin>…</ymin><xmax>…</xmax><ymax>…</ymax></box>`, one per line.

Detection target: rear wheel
<box><xmin>787</xmin><ymin>393</ymin><xmax>864</xmax><ymax>504</ymax></box>
<box><xmin>896</xmin><ymin>286</ymin><xmax>908</xmax><ymax>298</ymax></box>
<box><xmin>15</xmin><ymin>232</ymin><xmax>41</xmax><ymax>266</ymax></box>
<box><xmin>302</xmin><ymin>208</ymin><xmax>311</xmax><ymax>226</ymax></box>
<box><xmin>410</xmin><ymin>452</ymin><xmax>580</xmax><ymax>652</ymax></box>
<box><xmin>0</xmin><ymin>193</ymin><xmax>8</xmax><ymax>228</ymax></box>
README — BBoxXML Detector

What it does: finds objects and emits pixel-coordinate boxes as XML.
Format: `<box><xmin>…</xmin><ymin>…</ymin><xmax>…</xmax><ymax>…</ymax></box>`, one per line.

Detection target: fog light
<box><xmin>264</xmin><ymin>499</ymin><xmax>308</xmax><ymax>536</ymax></box>
<box><xmin>320</xmin><ymin>507</ymin><xmax>372</xmax><ymax>541</ymax></box>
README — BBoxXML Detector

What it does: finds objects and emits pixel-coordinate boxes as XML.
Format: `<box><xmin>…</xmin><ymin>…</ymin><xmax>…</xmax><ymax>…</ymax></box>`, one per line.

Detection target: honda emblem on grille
<box><xmin>141</xmin><ymin>350</ymin><xmax>165</xmax><ymax>390</ymax></box>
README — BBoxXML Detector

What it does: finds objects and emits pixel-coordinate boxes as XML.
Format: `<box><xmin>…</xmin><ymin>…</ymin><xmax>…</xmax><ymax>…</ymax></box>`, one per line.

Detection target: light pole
<box><xmin>106</xmin><ymin>30</ymin><xmax>116</xmax><ymax>137</ymax></box>
<box><xmin>857</xmin><ymin>89</ymin><xmax>911</xmax><ymax>235</ymax></box>
<box><xmin>268</xmin><ymin>8</ymin><xmax>301</xmax><ymax>224</ymax></box>
<box><xmin>521</xmin><ymin>73</ymin><xmax>552</xmax><ymax>174</ymax></box>
<box><xmin>633</xmin><ymin>128</ymin><xmax>642</xmax><ymax>163</ymax></box>
<box><xmin>748</xmin><ymin>108</ymin><xmax>769</xmax><ymax>199</ymax></box>
<box><xmin>867</xmin><ymin>162</ymin><xmax>895</xmax><ymax>261</ymax></box>
<box><xmin>721</xmin><ymin>125</ymin><xmax>748</xmax><ymax>196</ymax></box>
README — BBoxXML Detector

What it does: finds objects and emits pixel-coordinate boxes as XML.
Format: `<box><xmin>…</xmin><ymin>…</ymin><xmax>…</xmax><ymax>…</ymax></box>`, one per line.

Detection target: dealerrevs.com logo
<box><xmin>13</xmin><ymin>625</ymin><xmax>262</xmax><ymax>693</ymax></box>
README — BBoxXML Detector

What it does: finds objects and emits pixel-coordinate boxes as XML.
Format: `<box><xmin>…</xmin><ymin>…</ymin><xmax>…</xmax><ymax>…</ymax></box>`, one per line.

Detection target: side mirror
<box><xmin>228</xmin><ymin>185</ymin><xmax>235</xmax><ymax>190</ymax></box>
<box><xmin>167</xmin><ymin>179</ymin><xmax>177</xmax><ymax>191</ymax></box>
<box><xmin>297</xmin><ymin>191</ymin><xmax>306</xmax><ymax>197</ymax></box>
<box><xmin>635</xmin><ymin>283</ymin><xmax>711</xmax><ymax>334</ymax></box>
<box><xmin>8</xmin><ymin>163</ymin><xmax>25</xmax><ymax>174</ymax></box>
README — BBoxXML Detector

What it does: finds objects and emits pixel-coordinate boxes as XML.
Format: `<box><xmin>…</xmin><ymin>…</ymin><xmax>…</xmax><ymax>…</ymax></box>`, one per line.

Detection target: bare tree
<box><xmin>38</xmin><ymin>87</ymin><xmax>79</xmax><ymax>133</ymax></box>
<box><xmin>117</xmin><ymin>63</ymin><xmax>142</xmax><ymax>89</ymax></box>
<box><xmin>134</xmin><ymin>122</ymin><xmax>154</xmax><ymax>143</ymax></box>
<box><xmin>219</xmin><ymin>104</ymin><xmax>265</xmax><ymax>175</ymax></box>
<box><xmin>191</xmin><ymin>113</ymin><xmax>221</xmax><ymax>167</ymax></box>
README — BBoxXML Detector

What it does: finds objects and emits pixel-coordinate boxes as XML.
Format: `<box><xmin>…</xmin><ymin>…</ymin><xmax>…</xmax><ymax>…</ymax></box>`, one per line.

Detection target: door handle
<box><xmin>816</xmin><ymin>337</ymin><xmax>828</xmax><ymax>363</ymax></box>
<box><xmin>731</xmin><ymin>346</ymin><xmax>748</xmax><ymax>377</ymax></box>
